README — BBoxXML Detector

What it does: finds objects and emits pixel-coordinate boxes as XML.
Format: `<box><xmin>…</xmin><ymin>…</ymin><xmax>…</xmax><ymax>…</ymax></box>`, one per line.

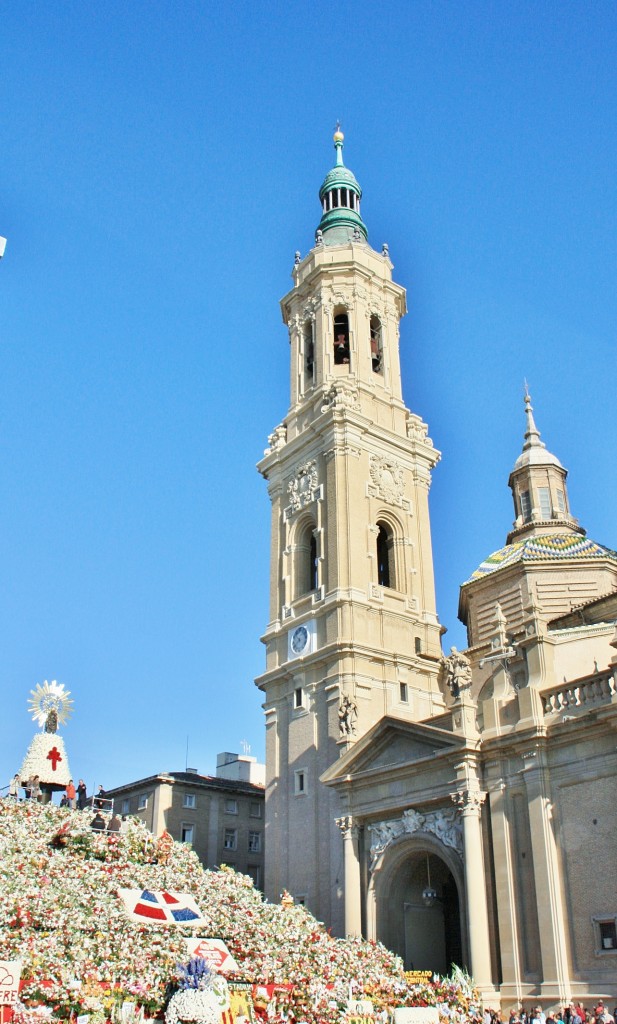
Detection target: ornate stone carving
<box><xmin>406</xmin><ymin>414</ymin><xmax>434</xmax><ymax>447</ymax></box>
<box><xmin>265</xmin><ymin>423</ymin><xmax>287</xmax><ymax>454</ymax></box>
<box><xmin>321</xmin><ymin>381</ymin><xmax>360</xmax><ymax>413</ymax></box>
<box><xmin>440</xmin><ymin>646</ymin><xmax>473</xmax><ymax>699</ymax></box>
<box><xmin>451</xmin><ymin>789</ymin><xmax>486</xmax><ymax>815</ymax></box>
<box><xmin>338</xmin><ymin>694</ymin><xmax>358</xmax><ymax>739</ymax></box>
<box><xmin>287</xmin><ymin>460</ymin><xmax>318</xmax><ymax>511</ymax></box>
<box><xmin>302</xmin><ymin>296</ymin><xmax>319</xmax><ymax>319</ymax></box>
<box><xmin>368</xmin><ymin>806</ymin><xmax>463</xmax><ymax>871</ymax></box>
<box><xmin>368</xmin><ymin>455</ymin><xmax>406</xmax><ymax>506</ymax></box>
<box><xmin>335</xmin><ymin>815</ymin><xmax>357</xmax><ymax>839</ymax></box>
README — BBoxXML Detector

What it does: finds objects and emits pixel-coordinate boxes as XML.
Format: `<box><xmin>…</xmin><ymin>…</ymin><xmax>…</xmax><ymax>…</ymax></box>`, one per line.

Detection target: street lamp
<box><xmin>422</xmin><ymin>852</ymin><xmax>438</xmax><ymax>906</ymax></box>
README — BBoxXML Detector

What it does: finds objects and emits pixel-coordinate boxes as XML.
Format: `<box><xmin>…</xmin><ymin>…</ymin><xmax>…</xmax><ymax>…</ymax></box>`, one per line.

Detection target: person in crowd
<box><xmin>8</xmin><ymin>773</ymin><xmax>20</xmax><ymax>799</ymax></box>
<box><xmin>77</xmin><ymin>779</ymin><xmax>87</xmax><ymax>810</ymax></box>
<box><xmin>107</xmin><ymin>812</ymin><xmax>122</xmax><ymax>832</ymax></box>
<box><xmin>90</xmin><ymin>810</ymin><xmax>106</xmax><ymax>831</ymax></box>
<box><xmin>94</xmin><ymin>784</ymin><xmax>106</xmax><ymax>809</ymax></box>
<box><xmin>120</xmin><ymin>814</ymin><xmax>129</xmax><ymax>834</ymax></box>
<box><xmin>65</xmin><ymin>779</ymin><xmax>76</xmax><ymax>809</ymax></box>
<box><xmin>571</xmin><ymin>1005</ymin><xmax>583</xmax><ymax>1024</ymax></box>
<box><xmin>30</xmin><ymin>775</ymin><xmax>42</xmax><ymax>802</ymax></box>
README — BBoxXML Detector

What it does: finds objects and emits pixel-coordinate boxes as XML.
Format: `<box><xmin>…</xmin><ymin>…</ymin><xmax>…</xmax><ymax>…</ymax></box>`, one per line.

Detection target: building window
<box><xmin>137</xmin><ymin>795</ymin><xmax>148</xmax><ymax>811</ymax></box>
<box><xmin>538</xmin><ymin>487</ymin><xmax>551</xmax><ymax>519</ymax></box>
<box><xmin>294</xmin><ymin>686</ymin><xmax>305</xmax><ymax>710</ymax></box>
<box><xmin>181</xmin><ymin>823</ymin><xmax>194</xmax><ymax>844</ymax></box>
<box><xmin>296</xmin><ymin>520</ymin><xmax>318</xmax><ymax>598</ymax></box>
<box><xmin>556</xmin><ymin>488</ymin><xmax>566</xmax><ymax>514</ymax></box>
<box><xmin>399</xmin><ymin>682</ymin><xmax>409</xmax><ymax>703</ymax></box>
<box><xmin>333</xmin><ymin>311</ymin><xmax>350</xmax><ymax>365</ymax></box>
<box><xmin>225</xmin><ymin>798</ymin><xmax>238</xmax><ymax>814</ymax></box>
<box><xmin>183</xmin><ymin>793</ymin><xmax>196</xmax><ymax>809</ymax></box>
<box><xmin>294</xmin><ymin>769</ymin><xmax>307</xmax><ymax>795</ymax></box>
<box><xmin>295</xmin><ymin>894</ymin><xmax>307</xmax><ymax>906</ymax></box>
<box><xmin>593</xmin><ymin>917</ymin><xmax>617</xmax><ymax>953</ymax></box>
<box><xmin>415</xmin><ymin>637</ymin><xmax>422</xmax><ymax>655</ymax></box>
<box><xmin>376</xmin><ymin>521</ymin><xmax>396</xmax><ymax>589</ymax></box>
<box><xmin>520</xmin><ymin>490</ymin><xmax>531</xmax><ymax>521</ymax></box>
<box><xmin>121</xmin><ymin>799</ymin><xmax>130</xmax><ymax>815</ymax></box>
<box><xmin>247</xmin><ymin>865</ymin><xmax>261</xmax><ymax>888</ymax></box>
<box><xmin>224</xmin><ymin>829</ymin><xmax>237</xmax><ymax>851</ymax></box>
<box><xmin>250</xmin><ymin>801</ymin><xmax>262</xmax><ymax>818</ymax></box>
<box><xmin>303</xmin><ymin>322</ymin><xmax>314</xmax><ymax>389</ymax></box>
<box><xmin>248</xmin><ymin>831</ymin><xmax>262</xmax><ymax>853</ymax></box>
<box><xmin>370</xmin><ymin>315</ymin><xmax>383</xmax><ymax>373</ymax></box>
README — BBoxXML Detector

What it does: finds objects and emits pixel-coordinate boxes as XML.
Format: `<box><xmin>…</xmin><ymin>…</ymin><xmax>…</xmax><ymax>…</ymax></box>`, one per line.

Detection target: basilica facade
<box><xmin>255</xmin><ymin>132</ymin><xmax>617</xmax><ymax>1009</ymax></box>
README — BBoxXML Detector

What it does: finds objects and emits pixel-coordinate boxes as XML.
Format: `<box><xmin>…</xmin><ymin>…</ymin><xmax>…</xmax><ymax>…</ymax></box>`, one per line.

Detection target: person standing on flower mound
<box><xmin>8</xmin><ymin>774</ymin><xmax>20</xmax><ymax>799</ymax></box>
<box><xmin>77</xmin><ymin>779</ymin><xmax>87</xmax><ymax>810</ymax></box>
<box><xmin>65</xmin><ymin>779</ymin><xmax>76</xmax><ymax>809</ymax></box>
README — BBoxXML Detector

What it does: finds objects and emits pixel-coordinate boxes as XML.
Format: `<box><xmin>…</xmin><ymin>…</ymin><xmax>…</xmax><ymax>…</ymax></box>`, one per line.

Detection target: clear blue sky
<box><xmin>2</xmin><ymin>2</ymin><xmax>616</xmax><ymax>793</ymax></box>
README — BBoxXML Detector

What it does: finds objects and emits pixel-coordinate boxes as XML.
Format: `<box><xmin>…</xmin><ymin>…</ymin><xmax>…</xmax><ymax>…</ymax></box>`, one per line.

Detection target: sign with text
<box><xmin>0</xmin><ymin>961</ymin><xmax>22</xmax><ymax>1006</ymax></box>
<box><xmin>185</xmin><ymin>938</ymin><xmax>238</xmax><ymax>974</ymax></box>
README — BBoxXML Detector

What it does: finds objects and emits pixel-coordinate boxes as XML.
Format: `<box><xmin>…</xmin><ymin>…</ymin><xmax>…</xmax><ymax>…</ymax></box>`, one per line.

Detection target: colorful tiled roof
<box><xmin>465</xmin><ymin>533</ymin><xmax>617</xmax><ymax>583</ymax></box>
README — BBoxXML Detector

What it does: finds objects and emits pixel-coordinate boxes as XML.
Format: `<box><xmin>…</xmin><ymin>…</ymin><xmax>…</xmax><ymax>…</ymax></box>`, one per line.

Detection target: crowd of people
<box><xmin>7</xmin><ymin>774</ymin><xmax>110</xmax><ymax>811</ymax></box>
<box><xmin>485</xmin><ymin>1003</ymin><xmax>617</xmax><ymax>1024</ymax></box>
<box><xmin>5</xmin><ymin>773</ymin><xmax>129</xmax><ymax>834</ymax></box>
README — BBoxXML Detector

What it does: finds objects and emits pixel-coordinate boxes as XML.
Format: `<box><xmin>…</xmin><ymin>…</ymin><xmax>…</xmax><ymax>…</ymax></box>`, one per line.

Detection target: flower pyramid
<box><xmin>0</xmin><ymin>800</ymin><xmax>481</xmax><ymax>1024</ymax></box>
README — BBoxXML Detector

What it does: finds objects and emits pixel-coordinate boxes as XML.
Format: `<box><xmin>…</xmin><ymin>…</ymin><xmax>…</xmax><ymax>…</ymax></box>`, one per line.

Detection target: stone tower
<box><xmin>256</xmin><ymin>131</ymin><xmax>444</xmax><ymax>935</ymax></box>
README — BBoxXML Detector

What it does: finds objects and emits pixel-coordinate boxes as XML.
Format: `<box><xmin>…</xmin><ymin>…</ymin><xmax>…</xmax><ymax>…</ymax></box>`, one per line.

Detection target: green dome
<box><xmin>319</xmin><ymin>164</ymin><xmax>361</xmax><ymax>197</ymax></box>
<box><xmin>316</xmin><ymin>130</ymin><xmax>368</xmax><ymax>246</ymax></box>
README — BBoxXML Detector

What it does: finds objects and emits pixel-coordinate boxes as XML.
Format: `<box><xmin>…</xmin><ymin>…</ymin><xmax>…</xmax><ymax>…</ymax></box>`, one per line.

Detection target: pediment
<box><xmin>321</xmin><ymin>715</ymin><xmax>464</xmax><ymax>784</ymax></box>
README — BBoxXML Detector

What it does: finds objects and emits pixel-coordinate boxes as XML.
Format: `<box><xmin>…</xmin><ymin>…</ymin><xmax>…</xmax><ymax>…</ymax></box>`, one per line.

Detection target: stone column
<box><xmin>452</xmin><ymin>789</ymin><xmax>494</xmax><ymax>993</ymax></box>
<box><xmin>487</xmin><ymin>782</ymin><xmax>523</xmax><ymax>1005</ymax></box>
<box><xmin>521</xmin><ymin>750</ymin><xmax>571</xmax><ymax>1003</ymax></box>
<box><xmin>336</xmin><ymin>815</ymin><xmax>362</xmax><ymax>937</ymax></box>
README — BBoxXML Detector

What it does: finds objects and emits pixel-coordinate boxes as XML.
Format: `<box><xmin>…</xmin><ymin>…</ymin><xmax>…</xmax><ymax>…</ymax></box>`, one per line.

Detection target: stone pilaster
<box><xmin>336</xmin><ymin>815</ymin><xmax>362</xmax><ymax>937</ymax></box>
<box><xmin>452</xmin><ymin>789</ymin><xmax>496</xmax><ymax>999</ymax></box>
<box><xmin>520</xmin><ymin>749</ymin><xmax>571</xmax><ymax>1004</ymax></box>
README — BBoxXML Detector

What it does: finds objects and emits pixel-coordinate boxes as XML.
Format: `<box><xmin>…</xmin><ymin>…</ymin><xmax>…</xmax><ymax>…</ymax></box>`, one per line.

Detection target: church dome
<box><xmin>465</xmin><ymin>533</ymin><xmax>617</xmax><ymax>583</ymax></box>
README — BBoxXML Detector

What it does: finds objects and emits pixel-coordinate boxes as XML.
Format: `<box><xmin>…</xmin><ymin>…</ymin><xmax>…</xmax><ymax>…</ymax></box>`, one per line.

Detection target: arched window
<box><xmin>333</xmin><ymin>311</ymin><xmax>350</xmax><ymax>365</ymax></box>
<box><xmin>370</xmin><ymin>315</ymin><xmax>383</xmax><ymax>374</ymax></box>
<box><xmin>296</xmin><ymin>521</ymin><xmax>318</xmax><ymax>598</ymax></box>
<box><xmin>376</xmin><ymin>521</ymin><xmax>396</xmax><ymax>589</ymax></box>
<box><xmin>303</xmin><ymin>321</ymin><xmax>314</xmax><ymax>389</ymax></box>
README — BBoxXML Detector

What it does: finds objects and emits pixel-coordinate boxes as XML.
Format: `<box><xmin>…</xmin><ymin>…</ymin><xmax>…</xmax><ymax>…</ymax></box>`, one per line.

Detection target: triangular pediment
<box><xmin>321</xmin><ymin>715</ymin><xmax>465</xmax><ymax>784</ymax></box>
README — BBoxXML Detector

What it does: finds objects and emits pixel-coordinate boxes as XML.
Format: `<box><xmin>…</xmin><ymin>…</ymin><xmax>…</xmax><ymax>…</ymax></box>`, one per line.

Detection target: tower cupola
<box><xmin>317</xmin><ymin>128</ymin><xmax>368</xmax><ymax>245</ymax></box>
<box><xmin>507</xmin><ymin>390</ymin><xmax>582</xmax><ymax>542</ymax></box>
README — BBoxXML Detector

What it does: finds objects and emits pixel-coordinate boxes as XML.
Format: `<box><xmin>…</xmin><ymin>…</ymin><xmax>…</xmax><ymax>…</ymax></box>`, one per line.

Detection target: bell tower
<box><xmin>256</xmin><ymin>131</ymin><xmax>444</xmax><ymax>934</ymax></box>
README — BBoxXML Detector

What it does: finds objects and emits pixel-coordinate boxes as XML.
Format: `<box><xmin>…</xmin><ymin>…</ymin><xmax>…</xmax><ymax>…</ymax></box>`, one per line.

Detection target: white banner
<box><xmin>0</xmin><ymin>960</ymin><xmax>22</xmax><ymax>1006</ymax></box>
<box><xmin>185</xmin><ymin>938</ymin><xmax>238</xmax><ymax>973</ymax></box>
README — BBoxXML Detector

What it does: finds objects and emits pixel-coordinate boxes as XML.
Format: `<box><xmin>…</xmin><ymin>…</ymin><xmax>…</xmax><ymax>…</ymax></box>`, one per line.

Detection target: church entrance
<box><xmin>375</xmin><ymin>846</ymin><xmax>464</xmax><ymax>975</ymax></box>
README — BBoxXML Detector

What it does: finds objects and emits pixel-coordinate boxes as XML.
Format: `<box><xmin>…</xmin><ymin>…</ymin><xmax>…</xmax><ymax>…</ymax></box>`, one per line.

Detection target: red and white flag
<box><xmin>119</xmin><ymin>889</ymin><xmax>207</xmax><ymax>927</ymax></box>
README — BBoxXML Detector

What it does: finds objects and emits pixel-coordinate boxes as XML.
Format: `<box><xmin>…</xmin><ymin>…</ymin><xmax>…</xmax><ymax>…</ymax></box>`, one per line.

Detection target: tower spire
<box><xmin>317</xmin><ymin>128</ymin><xmax>368</xmax><ymax>245</ymax></box>
<box><xmin>507</xmin><ymin>388</ymin><xmax>582</xmax><ymax>542</ymax></box>
<box><xmin>522</xmin><ymin>386</ymin><xmax>544</xmax><ymax>454</ymax></box>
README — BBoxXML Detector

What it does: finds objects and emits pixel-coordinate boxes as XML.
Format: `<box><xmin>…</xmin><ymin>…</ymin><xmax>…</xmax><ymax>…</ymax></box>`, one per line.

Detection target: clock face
<box><xmin>291</xmin><ymin>625</ymin><xmax>309</xmax><ymax>654</ymax></box>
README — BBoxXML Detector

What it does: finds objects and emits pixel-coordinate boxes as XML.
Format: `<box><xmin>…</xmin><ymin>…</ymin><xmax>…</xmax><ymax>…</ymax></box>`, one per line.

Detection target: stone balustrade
<box><xmin>542</xmin><ymin>669</ymin><xmax>617</xmax><ymax>714</ymax></box>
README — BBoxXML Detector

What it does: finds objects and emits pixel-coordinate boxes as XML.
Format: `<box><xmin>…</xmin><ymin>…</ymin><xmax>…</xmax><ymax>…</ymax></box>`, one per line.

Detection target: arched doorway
<box><xmin>373</xmin><ymin>839</ymin><xmax>466</xmax><ymax>975</ymax></box>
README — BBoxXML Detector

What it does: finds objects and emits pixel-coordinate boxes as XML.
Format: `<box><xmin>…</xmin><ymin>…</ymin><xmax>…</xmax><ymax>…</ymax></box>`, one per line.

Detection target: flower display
<box><xmin>0</xmin><ymin>800</ymin><xmax>481</xmax><ymax>1024</ymax></box>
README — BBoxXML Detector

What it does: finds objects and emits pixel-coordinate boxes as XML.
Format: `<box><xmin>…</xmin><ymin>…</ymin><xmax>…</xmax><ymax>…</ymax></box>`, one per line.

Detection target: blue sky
<box><xmin>2</xmin><ymin>2</ymin><xmax>616</xmax><ymax>794</ymax></box>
